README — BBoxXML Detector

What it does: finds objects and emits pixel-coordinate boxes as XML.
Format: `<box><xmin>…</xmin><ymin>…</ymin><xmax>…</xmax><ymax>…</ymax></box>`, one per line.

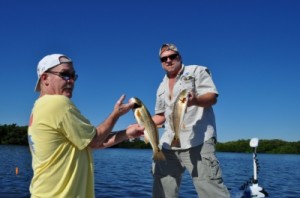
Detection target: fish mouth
<box><xmin>130</xmin><ymin>97</ymin><xmax>142</xmax><ymax>109</ymax></box>
<box><xmin>133</xmin><ymin>103</ymin><xmax>141</xmax><ymax>109</ymax></box>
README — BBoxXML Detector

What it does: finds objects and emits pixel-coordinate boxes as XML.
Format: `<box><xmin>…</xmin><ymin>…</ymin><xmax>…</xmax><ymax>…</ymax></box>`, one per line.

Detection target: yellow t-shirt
<box><xmin>28</xmin><ymin>95</ymin><xmax>96</xmax><ymax>198</ymax></box>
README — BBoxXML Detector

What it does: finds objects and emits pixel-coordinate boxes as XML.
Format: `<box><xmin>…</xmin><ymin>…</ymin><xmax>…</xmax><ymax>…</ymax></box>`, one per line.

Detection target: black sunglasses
<box><xmin>46</xmin><ymin>71</ymin><xmax>78</xmax><ymax>81</ymax></box>
<box><xmin>160</xmin><ymin>53</ymin><xmax>178</xmax><ymax>63</ymax></box>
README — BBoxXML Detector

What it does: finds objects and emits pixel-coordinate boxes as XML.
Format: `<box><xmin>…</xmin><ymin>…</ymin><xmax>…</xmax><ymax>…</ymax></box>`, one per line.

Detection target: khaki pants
<box><xmin>152</xmin><ymin>138</ymin><xmax>230</xmax><ymax>198</ymax></box>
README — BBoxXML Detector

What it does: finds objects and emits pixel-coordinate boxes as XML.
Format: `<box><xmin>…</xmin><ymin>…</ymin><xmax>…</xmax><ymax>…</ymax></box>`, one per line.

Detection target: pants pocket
<box><xmin>201</xmin><ymin>153</ymin><xmax>223</xmax><ymax>181</ymax></box>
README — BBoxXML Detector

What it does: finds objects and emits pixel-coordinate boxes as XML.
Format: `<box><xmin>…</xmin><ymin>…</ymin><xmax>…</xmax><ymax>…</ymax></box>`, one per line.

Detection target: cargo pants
<box><xmin>152</xmin><ymin>138</ymin><xmax>230</xmax><ymax>198</ymax></box>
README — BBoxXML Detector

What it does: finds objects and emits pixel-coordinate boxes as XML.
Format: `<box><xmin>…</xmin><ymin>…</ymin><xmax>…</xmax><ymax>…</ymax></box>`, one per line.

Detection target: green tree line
<box><xmin>1</xmin><ymin>124</ymin><xmax>300</xmax><ymax>154</ymax></box>
<box><xmin>216</xmin><ymin>139</ymin><xmax>300</xmax><ymax>154</ymax></box>
<box><xmin>0</xmin><ymin>124</ymin><xmax>28</xmax><ymax>145</ymax></box>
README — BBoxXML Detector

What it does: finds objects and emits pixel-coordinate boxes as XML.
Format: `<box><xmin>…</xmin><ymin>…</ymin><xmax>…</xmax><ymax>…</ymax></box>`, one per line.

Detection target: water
<box><xmin>0</xmin><ymin>145</ymin><xmax>300</xmax><ymax>198</ymax></box>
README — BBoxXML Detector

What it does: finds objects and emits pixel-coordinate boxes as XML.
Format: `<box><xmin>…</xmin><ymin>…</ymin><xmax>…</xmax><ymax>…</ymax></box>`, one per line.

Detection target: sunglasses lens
<box><xmin>160</xmin><ymin>54</ymin><xmax>178</xmax><ymax>62</ymax></box>
<box><xmin>160</xmin><ymin>57</ymin><xmax>167</xmax><ymax>62</ymax></box>
<box><xmin>60</xmin><ymin>73</ymin><xmax>70</xmax><ymax>80</ymax></box>
<box><xmin>170</xmin><ymin>54</ymin><xmax>178</xmax><ymax>59</ymax></box>
<box><xmin>61</xmin><ymin>72</ymin><xmax>78</xmax><ymax>81</ymax></box>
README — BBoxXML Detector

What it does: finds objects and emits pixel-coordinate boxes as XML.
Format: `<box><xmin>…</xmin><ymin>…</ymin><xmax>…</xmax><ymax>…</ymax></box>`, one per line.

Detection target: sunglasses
<box><xmin>46</xmin><ymin>71</ymin><xmax>78</xmax><ymax>81</ymax></box>
<box><xmin>160</xmin><ymin>53</ymin><xmax>178</xmax><ymax>63</ymax></box>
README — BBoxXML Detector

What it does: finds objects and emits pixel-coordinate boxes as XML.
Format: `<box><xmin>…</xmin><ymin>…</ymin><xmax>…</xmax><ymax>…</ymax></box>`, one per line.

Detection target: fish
<box><xmin>170</xmin><ymin>89</ymin><xmax>189</xmax><ymax>147</ymax></box>
<box><xmin>130</xmin><ymin>97</ymin><xmax>165</xmax><ymax>161</ymax></box>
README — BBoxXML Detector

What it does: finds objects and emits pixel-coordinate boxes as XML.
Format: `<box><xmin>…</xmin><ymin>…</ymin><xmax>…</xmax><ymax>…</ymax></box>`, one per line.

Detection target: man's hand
<box><xmin>187</xmin><ymin>92</ymin><xmax>217</xmax><ymax>108</ymax></box>
<box><xmin>114</xmin><ymin>94</ymin><xmax>134</xmax><ymax>116</ymax></box>
<box><xmin>126</xmin><ymin>124</ymin><xmax>144</xmax><ymax>139</ymax></box>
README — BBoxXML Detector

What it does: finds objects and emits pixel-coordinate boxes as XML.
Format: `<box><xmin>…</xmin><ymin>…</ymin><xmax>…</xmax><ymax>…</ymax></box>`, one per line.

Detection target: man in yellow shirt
<box><xmin>28</xmin><ymin>54</ymin><xmax>144</xmax><ymax>198</ymax></box>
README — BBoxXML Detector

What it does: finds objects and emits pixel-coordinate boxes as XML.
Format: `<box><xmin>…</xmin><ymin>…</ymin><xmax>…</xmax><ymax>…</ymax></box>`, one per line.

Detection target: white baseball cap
<box><xmin>34</xmin><ymin>54</ymin><xmax>72</xmax><ymax>92</ymax></box>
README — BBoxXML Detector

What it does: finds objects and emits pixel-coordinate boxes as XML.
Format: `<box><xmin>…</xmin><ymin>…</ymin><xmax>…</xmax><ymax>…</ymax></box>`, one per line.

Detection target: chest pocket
<box><xmin>180</xmin><ymin>75</ymin><xmax>195</xmax><ymax>91</ymax></box>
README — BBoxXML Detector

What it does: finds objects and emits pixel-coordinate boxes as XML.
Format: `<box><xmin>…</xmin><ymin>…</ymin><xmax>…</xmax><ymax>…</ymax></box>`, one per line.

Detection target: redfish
<box><xmin>130</xmin><ymin>97</ymin><xmax>165</xmax><ymax>161</ymax></box>
<box><xmin>170</xmin><ymin>89</ymin><xmax>189</xmax><ymax>147</ymax></box>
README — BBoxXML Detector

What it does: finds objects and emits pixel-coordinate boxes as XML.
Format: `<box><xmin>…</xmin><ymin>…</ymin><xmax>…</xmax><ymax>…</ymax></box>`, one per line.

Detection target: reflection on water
<box><xmin>0</xmin><ymin>145</ymin><xmax>300</xmax><ymax>198</ymax></box>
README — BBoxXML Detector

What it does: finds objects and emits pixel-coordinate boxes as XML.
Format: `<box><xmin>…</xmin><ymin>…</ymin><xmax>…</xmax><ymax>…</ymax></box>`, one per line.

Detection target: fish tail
<box><xmin>171</xmin><ymin>137</ymin><xmax>181</xmax><ymax>147</ymax></box>
<box><xmin>153</xmin><ymin>150</ymin><xmax>166</xmax><ymax>161</ymax></box>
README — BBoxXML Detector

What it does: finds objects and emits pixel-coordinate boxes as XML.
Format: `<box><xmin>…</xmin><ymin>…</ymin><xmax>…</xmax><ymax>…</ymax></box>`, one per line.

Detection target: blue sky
<box><xmin>0</xmin><ymin>0</ymin><xmax>299</xmax><ymax>142</ymax></box>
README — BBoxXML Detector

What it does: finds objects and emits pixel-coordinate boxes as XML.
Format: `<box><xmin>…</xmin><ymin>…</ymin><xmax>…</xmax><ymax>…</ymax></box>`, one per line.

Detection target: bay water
<box><xmin>0</xmin><ymin>145</ymin><xmax>299</xmax><ymax>198</ymax></box>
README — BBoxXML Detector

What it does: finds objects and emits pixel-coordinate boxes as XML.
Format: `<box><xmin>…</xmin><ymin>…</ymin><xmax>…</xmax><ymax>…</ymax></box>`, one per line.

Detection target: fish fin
<box><xmin>153</xmin><ymin>149</ymin><xmax>166</xmax><ymax>161</ymax></box>
<box><xmin>171</xmin><ymin>137</ymin><xmax>181</xmax><ymax>148</ymax></box>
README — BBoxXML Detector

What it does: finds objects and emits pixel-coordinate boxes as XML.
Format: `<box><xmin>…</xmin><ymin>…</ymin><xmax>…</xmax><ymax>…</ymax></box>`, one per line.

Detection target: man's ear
<box><xmin>42</xmin><ymin>73</ymin><xmax>48</xmax><ymax>79</ymax></box>
<box><xmin>41</xmin><ymin>73</ymin><xmax>49</xmax><ymax>86</ymax></box>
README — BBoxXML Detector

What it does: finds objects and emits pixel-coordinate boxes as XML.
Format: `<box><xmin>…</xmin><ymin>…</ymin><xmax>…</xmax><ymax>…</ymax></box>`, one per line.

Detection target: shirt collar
<box><xmin>177</xmin><ymin>64</ymin><xmax>185</xmax><ymax>78</ymax></box>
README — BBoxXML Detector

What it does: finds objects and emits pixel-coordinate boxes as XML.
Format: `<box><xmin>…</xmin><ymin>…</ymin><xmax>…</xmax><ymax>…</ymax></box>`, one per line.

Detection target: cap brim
<box><xmin>34</xmin><ymin>79</ymin><xmax>40</xmax><ymax>92</ymax></box>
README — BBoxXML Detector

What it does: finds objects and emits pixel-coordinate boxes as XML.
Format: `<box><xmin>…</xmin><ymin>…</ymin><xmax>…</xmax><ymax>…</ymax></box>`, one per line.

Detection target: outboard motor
<box><xmin>246</xmin><ymin>138</ymin><xmax>269</xmax><ymax>197</ymax></box>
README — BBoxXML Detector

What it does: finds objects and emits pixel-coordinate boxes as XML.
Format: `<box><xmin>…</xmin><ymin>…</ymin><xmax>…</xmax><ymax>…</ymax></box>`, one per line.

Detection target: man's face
<box><xmin>41</xmin><ymin>63</ymin><xmax>77</xmax><ymax>98</ymax></box>
<box><xmin>160</xmin><ymin>50</ymin><xmax>181</xmax><ymax>77</ymax></box>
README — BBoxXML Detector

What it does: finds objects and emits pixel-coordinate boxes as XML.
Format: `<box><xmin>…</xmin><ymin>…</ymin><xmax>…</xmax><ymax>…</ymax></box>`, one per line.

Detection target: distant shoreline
<box><xmin>1</xmin><ymin>124</ymin><xmax>299</xmax><ymax>154</ymax></box>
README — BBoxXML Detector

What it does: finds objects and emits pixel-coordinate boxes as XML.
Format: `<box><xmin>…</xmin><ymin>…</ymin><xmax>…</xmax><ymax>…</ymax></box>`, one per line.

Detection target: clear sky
<box><xmin>0</xmin><ymin>0</ymin><xmax>299</xmax><ymax>142</ymax></box>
